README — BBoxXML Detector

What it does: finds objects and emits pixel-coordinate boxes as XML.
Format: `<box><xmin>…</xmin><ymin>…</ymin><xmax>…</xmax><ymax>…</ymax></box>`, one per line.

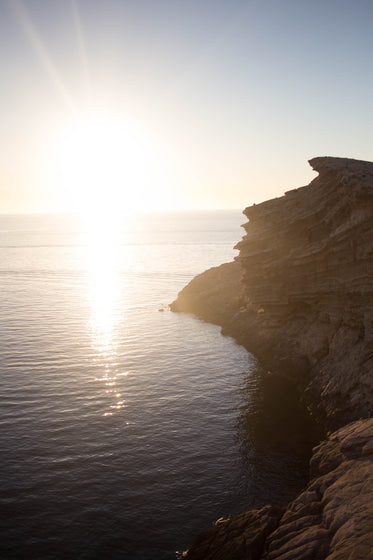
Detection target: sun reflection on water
<box><xmin>82</xmin><ymin>211</ymin><xmax>130</xmax><ymax>415</ymax></box>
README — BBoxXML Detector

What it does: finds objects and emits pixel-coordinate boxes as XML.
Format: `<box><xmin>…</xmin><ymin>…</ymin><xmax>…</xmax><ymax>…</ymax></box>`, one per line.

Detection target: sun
<box><xmin>49</xmin><ymin>113</ymin><xmax>160</xmax><ymax>215</ymax></box>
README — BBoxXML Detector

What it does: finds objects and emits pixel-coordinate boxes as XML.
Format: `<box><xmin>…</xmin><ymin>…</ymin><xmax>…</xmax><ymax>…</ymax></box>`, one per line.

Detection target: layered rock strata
<box><xmin>172</xmin><ymin>157</ymin><xmax>373</xmax><ymax>431</ymax></box>
<box><xmin>171</xmin><ymin>157</ymin><xmax>373</xmax><ymax>559</ymax></box>
<box><xmin>233</xmin><ymin>156</ymin><xmax>373</xmax><ymax>431</ymax></box>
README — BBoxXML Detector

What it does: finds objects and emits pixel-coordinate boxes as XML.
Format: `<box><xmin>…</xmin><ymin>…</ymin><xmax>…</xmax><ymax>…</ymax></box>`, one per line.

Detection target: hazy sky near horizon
<box><xmin>0</xmin><ymin>0</ymin><xmax>372</xmax><ymax>213</ymax></box>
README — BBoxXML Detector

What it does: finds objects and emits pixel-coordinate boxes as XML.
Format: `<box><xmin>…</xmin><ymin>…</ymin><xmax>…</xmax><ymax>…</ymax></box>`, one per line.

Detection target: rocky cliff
<box><xmin>181</xmin><ymin>419</ymin><xmax>373</xmax><ymax>560</ymax></box>
<box><xmin>171</xmin><ymin>157</ymin><xmax>373</xmax><ymax>559</ymax></box>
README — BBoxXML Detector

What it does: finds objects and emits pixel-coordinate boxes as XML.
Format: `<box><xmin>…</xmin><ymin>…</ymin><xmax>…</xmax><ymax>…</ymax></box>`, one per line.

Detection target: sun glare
<box><xmin>49</xmin><ymin>114</ymin><xmax>160</xmax><ymax>215</ymax></box>
<box><xmin>84</xmin><ymin>217</ymin><xmax>121</xmax><ymax>349</ymax></box>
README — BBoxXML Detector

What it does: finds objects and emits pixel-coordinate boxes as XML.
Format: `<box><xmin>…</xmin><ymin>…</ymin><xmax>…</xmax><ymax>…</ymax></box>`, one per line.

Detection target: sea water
<box><xmin>0</xmin><ymin>211</ymin><xmax>308</xmax><ymax>560</ymax></box>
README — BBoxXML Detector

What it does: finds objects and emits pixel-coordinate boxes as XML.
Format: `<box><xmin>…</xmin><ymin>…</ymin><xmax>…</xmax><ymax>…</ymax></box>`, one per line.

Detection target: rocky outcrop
<box><xmin>170</xmin><ymin>261</ymin><xmax>244</xmax><ymax>325</ymax></box>
<box><xmin>181</xmin><ymin>505</ymin><xmax>284</xmax><ymax>560</ymax></box>
<box><xmin>171</xmin><ymin>157</ymin><xmax>373</xmax><ymax>559</ymax></box>
<box><xmin>184</xmin><ymin>419</ymin><xmax>373</xmax><ymax>560</ymax></box>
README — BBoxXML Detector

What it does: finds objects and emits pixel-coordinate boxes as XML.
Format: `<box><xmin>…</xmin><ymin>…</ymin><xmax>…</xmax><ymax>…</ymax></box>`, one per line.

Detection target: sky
<box><xmin>0</xmin><ymin>0</ymin><xmax>372</xmax><ymax>213</ymax></box>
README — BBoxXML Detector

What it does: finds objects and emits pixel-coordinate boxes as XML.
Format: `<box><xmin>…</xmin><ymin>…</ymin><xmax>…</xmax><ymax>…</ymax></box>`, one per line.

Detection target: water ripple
<box><xmin>0</xmin><ymin>212</ymin><xmax>308</xmax><ymax>560</ymax></box>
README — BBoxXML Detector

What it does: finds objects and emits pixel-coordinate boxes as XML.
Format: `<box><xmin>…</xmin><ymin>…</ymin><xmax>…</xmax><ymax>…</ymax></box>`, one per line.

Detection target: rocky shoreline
<box><xmin>171</xmin><ymin>157</ymin><xmax>373</xmax><ymax>559</ymax></box>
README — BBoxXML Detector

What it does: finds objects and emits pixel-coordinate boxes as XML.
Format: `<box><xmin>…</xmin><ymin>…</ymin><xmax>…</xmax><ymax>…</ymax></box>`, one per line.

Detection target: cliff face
<box><xmin>173</xmin><ymin>157</ymin><xmax>373</xmax><ymax>432</ymax></box>
<box><xmin>232</xmin><ymin>157</ymin><xmax>373</xmax><ymax>430</ymax></box>
<box><xmin>171</xmin><ymin>157</ymin><xmax>373</xmax><ymax>559</ymax></box>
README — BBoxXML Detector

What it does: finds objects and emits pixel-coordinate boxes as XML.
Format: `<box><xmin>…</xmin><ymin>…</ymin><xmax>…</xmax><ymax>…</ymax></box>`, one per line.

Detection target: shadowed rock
<box><xmin>263</xmin><ymin>418</ymin><xmax>373</xmax><ymax>560</ymax></box>
<box><xmin>182</xmin><ymin>505</ymin><xmax>284</xmax><ymax>560</ymax></box>
<box><xmin>184</xmin><ymin>419</ymin><xmax>373</xmax><ymax>560</ymax></box>
<box><xmin>170</xmin><ymin>261</ymin><xmax>244</xmax><ymax>325</ymax></box>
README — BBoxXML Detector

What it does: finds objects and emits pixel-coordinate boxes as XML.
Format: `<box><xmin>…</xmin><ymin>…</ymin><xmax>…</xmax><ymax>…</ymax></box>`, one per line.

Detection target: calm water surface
<box><xmin>0</xmin><ymin>211</ymin><xmax>307</xmax><ymax>560</ymax></box>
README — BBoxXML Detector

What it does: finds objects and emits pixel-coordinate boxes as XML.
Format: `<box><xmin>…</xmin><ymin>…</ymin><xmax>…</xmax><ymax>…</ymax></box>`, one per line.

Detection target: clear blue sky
<box><xmin>1</xmin><ymin>0</ymin><xmax>372</xmax><ymax>212</ymax></box>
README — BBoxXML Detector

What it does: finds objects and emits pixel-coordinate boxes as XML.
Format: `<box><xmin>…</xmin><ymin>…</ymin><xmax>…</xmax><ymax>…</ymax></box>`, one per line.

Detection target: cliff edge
<box><xmin>171</xmin><ymin>157</ymin><xmax>373</xmax><ymax>559</ymax></box>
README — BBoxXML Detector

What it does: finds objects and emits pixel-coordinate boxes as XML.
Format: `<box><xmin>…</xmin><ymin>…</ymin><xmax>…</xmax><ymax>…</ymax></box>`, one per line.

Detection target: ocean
<box><xmin>0</xmin><ymin>211</ymin><xmax>308</xmax><ymax>560</ymax></box>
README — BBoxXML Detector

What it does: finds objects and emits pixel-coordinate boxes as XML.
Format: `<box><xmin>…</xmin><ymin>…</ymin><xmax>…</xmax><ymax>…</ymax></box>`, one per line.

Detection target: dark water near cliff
<box><xmin>0</xmin><ymin>211</ymin><xmax>309</xmax><ymax>560</ymax></box>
